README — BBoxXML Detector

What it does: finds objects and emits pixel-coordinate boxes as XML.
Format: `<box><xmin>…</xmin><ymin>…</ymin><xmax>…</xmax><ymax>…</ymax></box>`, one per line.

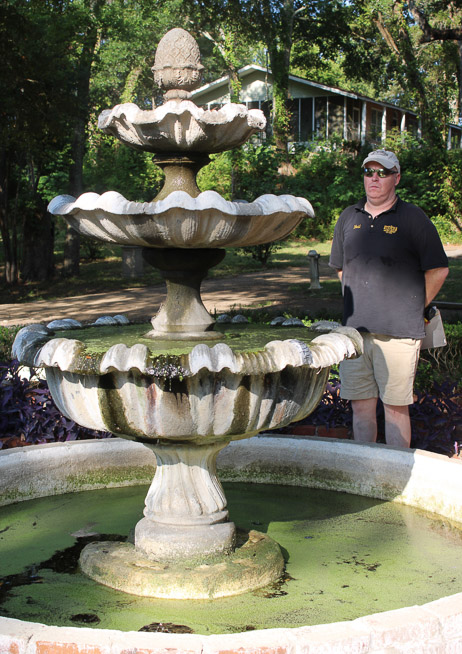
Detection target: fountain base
<box><xmin>134</xmin><ymin>517</ymin><xmax>236</xmax><ymax>560</ymax></box>
<box><xmin>79</xmin><ymin>530</ymin><xmax>284</xmax><ymax>599</ymax></box>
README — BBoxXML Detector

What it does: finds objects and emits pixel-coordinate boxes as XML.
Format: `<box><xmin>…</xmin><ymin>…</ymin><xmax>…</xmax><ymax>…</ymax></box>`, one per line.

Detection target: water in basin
<box><xmin>1</xmin><ymin>482</ymin><xmax>461</xmax><ymax>634</ymax></box>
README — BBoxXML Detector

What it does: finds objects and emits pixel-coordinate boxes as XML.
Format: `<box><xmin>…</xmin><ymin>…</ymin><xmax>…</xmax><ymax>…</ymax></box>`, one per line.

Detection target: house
<box><xmin>192</xmin><ymin>64</ymin><xmax>462</xmax><ymax>150</ymax></box>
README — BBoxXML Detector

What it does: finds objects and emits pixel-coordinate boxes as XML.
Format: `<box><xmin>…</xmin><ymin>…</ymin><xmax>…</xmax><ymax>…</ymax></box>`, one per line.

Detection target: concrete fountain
<box><xmin>4</xmin><ymin>26</ymin><xmax>462</xmax><ymax>654</ymax></box>
<box><xmin>11</xmin><ymin>27</ymin><xmax>361</xmax><ymax>600</ymax></box>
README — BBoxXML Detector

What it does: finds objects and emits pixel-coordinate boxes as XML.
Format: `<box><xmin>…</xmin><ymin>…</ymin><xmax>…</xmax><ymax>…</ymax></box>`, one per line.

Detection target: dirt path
<box><xmin>0</xmin><ymin>262</ymin><xmax>341</xmax><ymax>327</ymax></box>
<box><xmin>2</xmin><ymin>246</ymin><xmax>461</xmax><ymax>328</ymax></box>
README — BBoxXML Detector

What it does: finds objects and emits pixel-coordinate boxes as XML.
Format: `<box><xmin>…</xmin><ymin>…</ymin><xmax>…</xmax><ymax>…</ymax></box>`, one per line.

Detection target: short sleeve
<box><xmin>329</xmin><ymin>213</ymin><xmax>345</xmax><ymax>270</ymax></box>
<box><xmin>412</xmin><ymin>208</ymin><xmax>448</xmax><ymax>271</ymax></box>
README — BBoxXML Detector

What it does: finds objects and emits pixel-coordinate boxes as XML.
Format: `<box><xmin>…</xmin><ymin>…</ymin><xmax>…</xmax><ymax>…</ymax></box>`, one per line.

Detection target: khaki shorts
<box><xmin>339</xmin><ymin>333</ymin><xmax>421</xmax><ymax>406</ymax></box>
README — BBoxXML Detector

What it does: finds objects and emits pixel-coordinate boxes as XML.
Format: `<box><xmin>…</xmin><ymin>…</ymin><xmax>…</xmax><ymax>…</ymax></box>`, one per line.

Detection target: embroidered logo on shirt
<box><xmin>383</xmin><ymin>225</ymin><xmax>398</xmax><ymax>234</ymax></box>
<box><xmin>353</xmin><ymin>224</ymin><xmax>361</xmax><ymax>229</ymax></box>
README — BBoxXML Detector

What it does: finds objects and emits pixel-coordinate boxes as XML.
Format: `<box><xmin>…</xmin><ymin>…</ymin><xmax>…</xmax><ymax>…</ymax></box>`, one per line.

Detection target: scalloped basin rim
<box><xmin>96</xmin><ymin>100</ymin><xmax>266</xmax><ymax>153</ymax></box>
<box><xmin>98</xmin><ymin>100</ymin><xmax>266</xmax><ymax>126</ymax></box>
<box><xmin>51</xmin><ymin>323</ymin><xmax>315</xmax><ymax>355</ymax></box>
<box><xmin>48</xmin><ymin>189</ymin><xmax>314</xmax><ymax>218</ymax></box>
<box><xmin>13</xmin><ymin>322</ymin><xmax>362</xmax><ymax>377</ymax></box>
<box><xmin>22</xmin><ymin>323</ymin><xmax>316</xmax><ymax>376</ymax></box>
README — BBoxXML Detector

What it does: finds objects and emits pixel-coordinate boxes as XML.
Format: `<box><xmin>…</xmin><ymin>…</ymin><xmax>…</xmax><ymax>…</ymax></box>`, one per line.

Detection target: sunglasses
<box><xmin>363</xmin><ymin>167</ymin><xmax>397</xmax><ymax>178</ymax></box>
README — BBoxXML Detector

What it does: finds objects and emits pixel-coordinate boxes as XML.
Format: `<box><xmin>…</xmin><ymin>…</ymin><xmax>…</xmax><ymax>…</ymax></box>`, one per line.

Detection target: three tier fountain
<box><xmin>12</xmin><ymin>28</ymin><xmax>361</xmax><ymax>599</ymax></box>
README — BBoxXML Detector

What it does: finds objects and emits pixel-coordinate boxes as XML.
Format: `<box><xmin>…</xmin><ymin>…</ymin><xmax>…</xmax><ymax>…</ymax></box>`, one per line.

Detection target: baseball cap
<box><xmin>362</xmin><ymin>149</ymin><xmax>400</xmax><ymax>173</ymax></box>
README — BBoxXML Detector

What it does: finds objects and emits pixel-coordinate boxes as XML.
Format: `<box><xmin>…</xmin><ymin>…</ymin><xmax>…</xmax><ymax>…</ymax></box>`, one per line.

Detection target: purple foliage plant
<box><xmin>0</xmin><ymin>360</ymin><xmax>111</xmax><ymax>449</ymax></box>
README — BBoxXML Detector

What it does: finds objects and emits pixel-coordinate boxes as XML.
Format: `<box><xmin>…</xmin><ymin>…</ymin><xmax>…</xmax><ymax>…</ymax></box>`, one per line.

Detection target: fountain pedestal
<box><xmin>135</xmin><ymin>440</ymin><xmax>234</xmax><ymax>560</ymax></box>
<box><xmin>79</xmin><ymin>439</ymin><xmax>284</xmax><ymax>598</ymax></box>
<box><xmin>143</xmin><ymin>248</ymin><xmax>225</xmax><ymax>340</ymax></box>
<box><xmin>79</xmin><ymin>528</ymin><xmax>284</xmax><ymax>600</ymax></box>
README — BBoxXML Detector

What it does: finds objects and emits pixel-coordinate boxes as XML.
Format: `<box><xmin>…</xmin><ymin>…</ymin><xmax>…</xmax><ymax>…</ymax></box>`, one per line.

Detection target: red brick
<box><xmin>36</xmin><ymin>642</ymin><xmax>103</xmax><ymax>654</ymax></box>
<box><xmin>316</xmin><ymin>426</ymin><xmax>350</xmax><ymax>439</ymax></box>
<box><xmin>288</xmin><ymin>425</ymin><xmax>316</xmax><ymax>436</ymax></box>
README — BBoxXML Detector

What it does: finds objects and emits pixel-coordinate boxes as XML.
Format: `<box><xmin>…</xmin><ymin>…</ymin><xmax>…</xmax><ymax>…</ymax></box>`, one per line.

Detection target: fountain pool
<box><xmin>1</xmin><ymin>436</ymin><xmax>462</xmax><ymax>653</ymax></box>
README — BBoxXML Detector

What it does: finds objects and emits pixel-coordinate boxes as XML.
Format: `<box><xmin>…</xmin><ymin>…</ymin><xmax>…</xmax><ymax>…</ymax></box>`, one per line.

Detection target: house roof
<box><xmin>193</xmin><ymin>64</ymin><xmax>418</xmax><ymax>115</ymax></box>
<box><xmin>192</xmin><ymin>64</ymin><xmax>462</xmax><ymax>133</ymax></box>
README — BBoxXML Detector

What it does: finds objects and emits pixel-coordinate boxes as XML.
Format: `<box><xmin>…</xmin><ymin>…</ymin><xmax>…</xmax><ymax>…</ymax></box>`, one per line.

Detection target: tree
<box><xmin>0</xmin><ymin>0</ymin><xmax>180</xmax><ymax>285</ymax></box>
<box><xmin>408</xmin><ymin>0</ymin><xmax>462</xmax><ymax>125</ymax></box>
<box><xmin>343</xmin><ymin>0</ymin><xmax>462</xmax><ymax>147</ymax></box>
<box><xmin>0</xmin><ymin>0</ymin><xmax>76</xmax><ymax>283</ymax></box>
<box><xmin>180</xmin><ymin>0</ymin><xmax>351</xmax><ymax>152</ymax></box>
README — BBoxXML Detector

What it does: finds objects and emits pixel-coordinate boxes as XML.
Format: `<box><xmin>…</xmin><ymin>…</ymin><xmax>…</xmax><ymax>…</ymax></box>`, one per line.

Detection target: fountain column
<box><xmin>135</xmin><ymin>441</ymin><xmax>235</xmax><ymax>561</ymax></box>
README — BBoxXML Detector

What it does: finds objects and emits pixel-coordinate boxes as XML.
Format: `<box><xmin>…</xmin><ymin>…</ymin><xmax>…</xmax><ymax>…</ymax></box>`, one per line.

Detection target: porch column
<box><xmin>299</xmin><ymin>98</ymin><xmax>302</xmax><ymax>142</ymax></box>
<box><xmin>326</xmin><ymin>98</ymin><xmax>329</xmax><ymax>139</ymax></box>
<box><xmin>312</xmin><ymin>97</ymin><xmax>315</xmax><ymax>137</ymax></box>
<box><xmin>361</xmin><ymin>101</ymin><xmax>367</xmax><ymax>145</ymax></box>
<box><xmin>343</xmin><ymin>97</ymin><xmax>347</xmax><ymax>140</ymax></box>
<box><xmin>381</xmin><ymin>107</ymin><xmax>387</xmax><ymax>144</ymax></box>
<box><xmin>400</xmin><ymin>112</ymin><xmax>406</xmax><ymax>135</ymax></box>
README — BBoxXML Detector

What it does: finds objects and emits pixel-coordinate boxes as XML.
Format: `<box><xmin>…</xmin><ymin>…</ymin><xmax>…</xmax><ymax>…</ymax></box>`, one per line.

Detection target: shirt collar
<box><xmin>355</xmin><ymin>196</ymin><xmax>400</xmax><ymax>215</ymax></box>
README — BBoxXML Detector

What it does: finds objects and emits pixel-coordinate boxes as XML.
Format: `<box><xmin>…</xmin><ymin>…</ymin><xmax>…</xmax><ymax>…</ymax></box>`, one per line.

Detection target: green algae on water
<box><xmin>1</xmin><ymin>483</ymin><xmax>462</xmax><ymax>635</ymax></box>
<box><xmin>53</xmin><ymin>323</ymin><xmax>317</xmax><ymax>357</ymax></box>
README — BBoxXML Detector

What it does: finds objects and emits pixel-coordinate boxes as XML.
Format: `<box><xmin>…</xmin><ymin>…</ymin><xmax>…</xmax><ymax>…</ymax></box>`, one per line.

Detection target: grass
<box><xmin>0</xmin><ymin>239</ymin><xmax>460</xmax><ymax>305</ymax></box>
<box><xmin>0</xmin><ymin>239</ymin><xmax>331</xmax><ymax>304</ymax></box>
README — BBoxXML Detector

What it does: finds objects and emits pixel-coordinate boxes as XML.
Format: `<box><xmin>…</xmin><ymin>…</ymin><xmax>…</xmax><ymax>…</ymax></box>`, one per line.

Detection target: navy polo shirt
<box><xmin>329</xmin><ymin>197</ymin><xmax>448</xmax><ymax>338</ymax></box>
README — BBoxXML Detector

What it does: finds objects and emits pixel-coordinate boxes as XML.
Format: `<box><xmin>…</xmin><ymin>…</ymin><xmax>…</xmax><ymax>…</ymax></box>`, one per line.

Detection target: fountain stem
<box><xmin>135</xmin><ymin>440</ymin><xmax>235</xmax><ymax>561</ymax></box>
<box><xmin>153</xmin><ymin>153</ymin><xmax>210</xmax><ymax>201</ymax></box>
<box><xmin>143</xmin><ymin>247</ymin><xmax>225</xmax><ymax>339</ymax></box>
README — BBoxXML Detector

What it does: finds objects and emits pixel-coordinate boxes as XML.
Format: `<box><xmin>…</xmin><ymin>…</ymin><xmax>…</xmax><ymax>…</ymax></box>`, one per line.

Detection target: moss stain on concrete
<box><xmin>0</xmin><ymin>465</ymin><xmax>155</xmax><ymax>507</ymax></box>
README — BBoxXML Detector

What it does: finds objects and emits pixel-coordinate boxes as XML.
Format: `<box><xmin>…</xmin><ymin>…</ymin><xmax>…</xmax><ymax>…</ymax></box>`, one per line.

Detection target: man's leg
<box><xmin>351</xmin><ymin>398</ymin><xmax>378</xmax><ymax>442</ymax></box>
<box><xmin>383</xmin><ymin>404</ymin><xmax>411</xmax><ymax>448</ymax></box>
<box><xmin>372</xmin><ymin>335</ymin><xmax>420</xmax><ymax>449</ymax></box>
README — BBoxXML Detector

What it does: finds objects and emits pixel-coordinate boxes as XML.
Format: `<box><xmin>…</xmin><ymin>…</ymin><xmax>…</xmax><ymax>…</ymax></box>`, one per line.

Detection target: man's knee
<box><xmin>351</xmin><ymin>398</ymin><xmax>378</xmax><ymax>417</ymax></box>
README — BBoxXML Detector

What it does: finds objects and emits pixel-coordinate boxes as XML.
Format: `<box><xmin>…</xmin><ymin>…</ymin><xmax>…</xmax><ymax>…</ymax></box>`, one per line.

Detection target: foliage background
<box><xmin>1</xmin><ymin>0</ymin><xmax>462</xmax><ymax>287</ymax></box>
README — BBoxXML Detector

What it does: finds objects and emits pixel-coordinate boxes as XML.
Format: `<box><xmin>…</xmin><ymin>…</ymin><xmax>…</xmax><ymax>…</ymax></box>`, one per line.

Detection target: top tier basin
<box><xmin>98</xmin><ymin>101</ymin><xmax>266</xmax><ymax>154</ymax></box>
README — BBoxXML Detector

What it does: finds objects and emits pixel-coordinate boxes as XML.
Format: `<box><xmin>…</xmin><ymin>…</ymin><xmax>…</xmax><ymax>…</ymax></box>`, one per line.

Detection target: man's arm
<box><xmin>424</xmin><ymin>267</ymin><xmax>449</xmax><ymax>306</ymax></box>
<box><xmin>336</xmin><ymin>269</ymin><xmax>342</xmax><ymax>281</ymax></box>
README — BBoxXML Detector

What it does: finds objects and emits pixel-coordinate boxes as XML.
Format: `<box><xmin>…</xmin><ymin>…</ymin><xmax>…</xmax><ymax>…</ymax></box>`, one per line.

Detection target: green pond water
<box><xmin>54</xmin><ymin>323</ymin><xmax>316</xmax><ymax>357</ymax></box>
<box><xmin>1</xmin><ymin>483</ymin><xmax>461</xmax><ymax>634</ymax></box>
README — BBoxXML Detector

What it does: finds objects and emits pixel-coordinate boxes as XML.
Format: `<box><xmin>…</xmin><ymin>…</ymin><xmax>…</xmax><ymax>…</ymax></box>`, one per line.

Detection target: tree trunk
<box><xmin>264</xmin><ymin>0</ymin><xmax>295</xmax><ymax>154</ymax></box>
<box><xmin>62</xmin><ymin>120</ymin><xmax>85</xmax><ymax>277</ymax></box>
<box><xmin>374</xmin><ymin>7</ymin><xmax>442</xmax><ymax>148</ymax></box>
<box><xmin>458</xmin><ymin>40</ymin><xmax>462</xmax><ymax>126</ymax></box>
<box><xmin>62</xmin><ymin>6</ymin><xmax>100</xmax><ymax>277</ymax></box>
<box><xmin>0</xmin><ymin>148</ymin><xmax>20</xmax><ymax>284</ymax></box>
<box><xmin>21</xmin><ymin>201</ymin><xmax>55</xmax><ymax>281</ymax></box>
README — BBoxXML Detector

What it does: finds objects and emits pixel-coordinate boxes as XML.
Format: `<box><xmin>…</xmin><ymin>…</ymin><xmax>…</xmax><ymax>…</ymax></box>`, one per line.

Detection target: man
<box><xmin>329</xmin><ymin>149</ymin><xmax>449</xmax><ymax>448</ymax></box>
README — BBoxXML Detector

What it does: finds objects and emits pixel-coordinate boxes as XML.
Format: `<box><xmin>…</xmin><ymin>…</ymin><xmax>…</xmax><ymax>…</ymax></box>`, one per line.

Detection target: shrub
<box><xmin>0</xmin><ymin>326</ymin><xmax>22</xmax><ymax>362</ymax></box>
<box><xmin>0</xmin><ymin>361</ymin><xmax>111</xmax><ymax>449</ymax></box>
<box><xmin>200</xmin><ymin>137</ymin><xmax>462</xmax><ymax>244</ymax></box>
<box><xmin>281</xmin><ymin>370</ymin><xmax>461</xmax><ymax>457</ymax></box>
<box><xmin>417</xmin><ymin>323</ymin><xmax>462</xmax><ymax>391</ymax></box>
<box><xmin>410</xmin><ymin>380</ymin><xmax>462</xmax><ymax>456</ymax></box>
<box><xmin>238</xmin><ymin>242</ymin><xmax>283</xmax><ymax>267</ymax></box>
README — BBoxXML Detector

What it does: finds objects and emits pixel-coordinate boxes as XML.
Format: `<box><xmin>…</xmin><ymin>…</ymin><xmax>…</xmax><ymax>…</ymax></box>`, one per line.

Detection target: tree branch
<box><xmin>374</xmin><ymin>13</ymin><xmax>401</xmax><ymax>57</ymax></box>
<box><xmin>408</xmin><ymin>1</ymin><xmax>462</xmax><ymax>43</ymax></box>
<box><xmin>293</xmin><ymin>5</ymin><xmax>307</xmax><ymax>18</ymax></box>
